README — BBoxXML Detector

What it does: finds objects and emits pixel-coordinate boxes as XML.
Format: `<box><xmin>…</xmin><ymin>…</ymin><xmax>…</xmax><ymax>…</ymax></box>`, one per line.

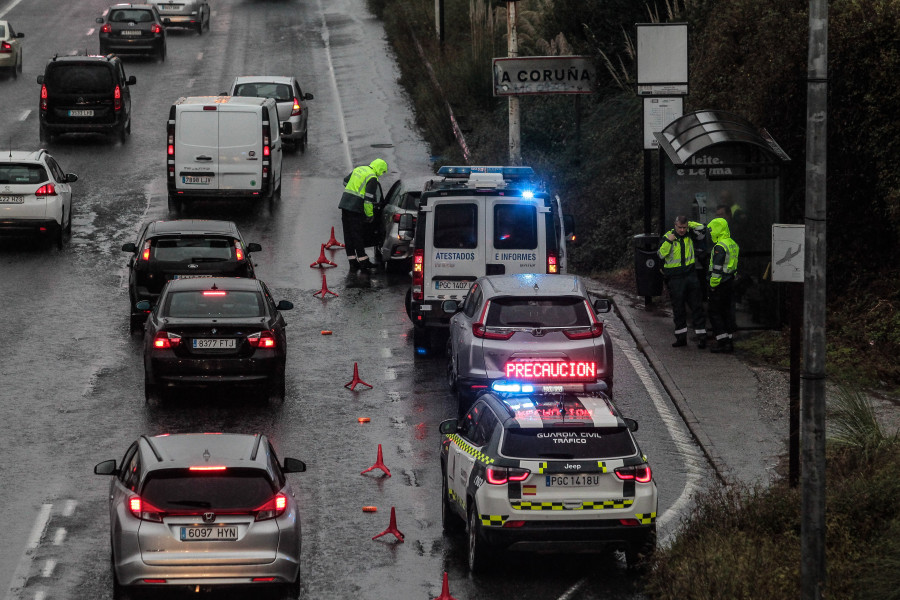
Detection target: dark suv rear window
<box><xmin>486</xmin><ymin>296</ymin><xmax>590</xmax><ymax>328</ymax></box>
<box><xmin>142</xmin><ymin>468</ymin><xmax>276</xmax><ymax>511</ymax></box>
<box><xmin>501</xmin><ymin>427</ymin><xmax>636</xmax><ymax>460</ymax></box>
<box><xmin>433</xmin><ymin>204</ymin><xmax>477</xmax><ymax>249</ymax></box>
<box><xmin>152</xmin><ymin>236</ymin><xmax>234</xmax><ymax>262</ymax></box>
<box><xmin>46</xmin><ymin>64</ymin><xmax>114</xmax><ymax>94</ymax></box>
<box><xmin>164</xmin><ymin>290</ymin><xmax>264</xmax><ymax>318</ymax></box>
<box><xmin>0</xmin><ymin>164</ymin><xmax>48</xmax><ymax>185</ymax></box>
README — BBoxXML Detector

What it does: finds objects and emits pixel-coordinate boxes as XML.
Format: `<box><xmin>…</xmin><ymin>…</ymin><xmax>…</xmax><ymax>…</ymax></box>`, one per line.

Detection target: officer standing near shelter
<box><xmin>706</xmin><ymin>217</ymin><xmax>740</xmax><ymax>353</ymax></box>
<box><xmin>658</xmin><ymin>215</ymin><xmax>708</xmax><ymax>348</ymax></box>
<box><xmin>338</xmin><ymin>158</ymin><xmax>388</xmax><ymax>271</ymax></box>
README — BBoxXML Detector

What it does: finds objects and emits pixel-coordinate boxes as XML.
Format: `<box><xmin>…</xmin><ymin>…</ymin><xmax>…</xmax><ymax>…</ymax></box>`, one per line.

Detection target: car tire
<box><xmin>128</xmin><ymin>313</ymin><xmax>144</xmax><ymax>335</ymax></box>
<box><xmin>167</xmin><ymin>194</ymin><xmax>183</xmax><ymax>215</ymax></box>
<box><xmin>39</xmin><ymin>125</ymin><xmax>51</xmax><ymax>144</ymax></box>
<box><xmin>56</xmin><ymin>216</ymin><xmax>65</xmax><ymax>250</ymax></box>
<box><xmin>144</xmin><ymin>376</ymin><xmax>165</xmax><ymax>405</ymax></box>
<box><xmin>10</xmin><ymin>63</ymin><xmax>17</xmax><ymax>79</ymax></box>
<box><xmin>268</xmin><ymin>372</ymin><xmax>286</xmax><ymax>403</ymax></box>
<box><xmin>404</xmin><ymin>289</ymin><xmax>413</xmax><ymax>321</ymax></box>
<box><xmin>17</xmin><ymin>54</ymin><xmax>23</xmax><ymax>73</ymax></box>
<box><xmin>300</xmin><ymin>130</ymin><xmax>307</xmax><ymax>153</ymax></box>
<box><xmin>157</xmin><ymin>44</ymin><xmax>166</xmax><ymax>62</ymax></box>
<box><xmin>467</xmin><ymin>502</ymin><xmax>494</xmax><ymax>573</ymax></box>
<box><xmin>441</xmin><ymin>468</ymin><xmax>465</xmax><ymax>534</ymax></box>
<box><xmin>65</xmin><ymin>205</ymin><xmax>73</xmax><ymax>235</ymax></box>
<box><xmin>111</xmin><ymin>556</ymin><xmax>133</xmax><ymax>600</ymax></box>
<box><xmin>625</xmin><ymin>525</ymin><xmax>657</xmax><ymax>569</ymax></box>
<box><xmin>446</xmin><ymin>346</ymin><xmax>458</xmax><ymax>393</ymax></box>
<box><xmin>115</xmin><ymin>124</ymin><xmax>127</xmax><ymax>144</ymax></box>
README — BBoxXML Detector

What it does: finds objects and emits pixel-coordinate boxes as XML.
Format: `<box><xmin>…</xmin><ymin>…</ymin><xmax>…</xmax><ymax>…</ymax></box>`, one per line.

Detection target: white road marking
<box><xmin>316</xmin><ymin>0</ymin><xmax>352</xmax><ymax>171</ymax></box>
<box><xmin>32</xmin><ymin>592</ymin><xmax>45</xmax><ymax>600</ymax></box>
<box><xmin>0</xmin><ymin>0</ymin><xmax>27</xmax><ymax>18</ymax></box>
<box><xmin>87</xmin><ymin>28</ymin><xmax>95</xmax><ymax>35</ymax></box>
<box><xmin>40</xmin><ymin>560</ymin><xmax>56</xmax><ymax>579</ymax></box>
<box><xmin>196</xmin><ymin>52</ymin><xmax>203</xmax><ymax>61</ymax></box>
<box><xmin>187</xmin><ymin>78</ymin><xmax>196</xmax><ymax>89</ymax></box>
<box><xmin>26</xmin><ymin>505</ymin><xmax>52</xmax><ymax>550</ymax></box>
<box><xmin>6</xmin><ymin>504</ymin><xmax>53</xmax><ymax>598</ymax></box>
<box><xmin>62</xmin><ymin>499</ymin><xmax>77</xmax><ymax>517</ymax></box>
<box><xmin>557</xmin><ymin>578</ymin><xmax>587</xmax><ymax>600</ymax></box>
<box><xmin>18</xmin><ymin>110</ymin><xmax>30</xmax><ymax>122</ymax></box>
<box><xmin>381</xmin><ymin>329</ymin><xmax>388</xmax><ymax>339</ymax></box>
<box><xmin>380</xmin><ymin>347</ymin><xmax>392</xmax><ymax>358</ymax></box>
<box><xmin>52</xmin><ymin>528</ymin><xmax>66</xmax><ymax>546</ymax></box>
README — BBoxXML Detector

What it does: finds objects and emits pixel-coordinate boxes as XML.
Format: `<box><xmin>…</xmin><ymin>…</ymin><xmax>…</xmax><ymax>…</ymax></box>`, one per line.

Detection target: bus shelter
<box><xmin>653</xmin><ymin>110</ymin><xmax>791</xmax><ymax>329</ymax></box>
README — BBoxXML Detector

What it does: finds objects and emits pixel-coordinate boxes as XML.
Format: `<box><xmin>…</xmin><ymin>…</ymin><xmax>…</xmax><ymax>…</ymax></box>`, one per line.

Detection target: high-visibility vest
<box><xmin>344</xmin><ymin>166</ymin><xmax>376</xmax><ymax>198</ymax></box>
<box><xmin>658</xmin><ymin>222</ymin><xmax>703</xmax><ymax>276</ymax></box>
<box><xmin>708</xmin><ymin>237</ymin><xmax>739</xmax><ymax>288</ymax></box>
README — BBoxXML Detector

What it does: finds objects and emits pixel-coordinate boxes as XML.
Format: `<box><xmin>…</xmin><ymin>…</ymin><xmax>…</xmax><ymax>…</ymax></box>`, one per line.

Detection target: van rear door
<box><xmin>218</xmin><ymin>110</ymin><xmax>262</xmax><ymax>191</ymax></box>
<box><xmin>175</xmin><ymin>107</ymin><xmax>218</xmax><ymax>192</ymax></box>
<box><xmin>424</xmin><ymin>199</ymin><xmax>484</xmax><ymax>302</ymax></box>
<box><xmin>485</xmin><ymin>198</ymin><xmax>547</xmax><ymax>275</ymax></box>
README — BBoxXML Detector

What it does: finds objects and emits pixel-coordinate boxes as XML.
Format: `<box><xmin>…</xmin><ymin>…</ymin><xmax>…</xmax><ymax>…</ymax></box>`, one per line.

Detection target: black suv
<box><xmin>36</xmin><ymin>54</ymin><xmax>136</xmax><ymax>143</ymax></box>
<box><xmin>121</xmin><ymin>220</ymin><xmax>261</xmax><ymax>332</ymax></box>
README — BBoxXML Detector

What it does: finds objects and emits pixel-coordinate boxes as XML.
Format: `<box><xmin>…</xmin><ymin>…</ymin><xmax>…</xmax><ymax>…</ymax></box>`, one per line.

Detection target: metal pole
<box><xmin>789</xmin><ymin>282</ymin><xmax>801</xmax><ymax>488</ymax></box>
<box><xmin>801</xmin><ymin>0</ymin><xmax>827</xmax><ymax>598</ymax></box>
<box><xmin>507</xmin><ymin>1</ymin><xmax>521</xmax><ymax>164</ymax></box>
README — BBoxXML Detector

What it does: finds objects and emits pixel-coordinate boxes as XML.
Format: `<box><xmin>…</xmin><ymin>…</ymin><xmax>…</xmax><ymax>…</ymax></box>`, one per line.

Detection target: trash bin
<box><xmin>633</xmin><ymin>234</ymin><xmax>663</xmax><ymax>297</ymax></box>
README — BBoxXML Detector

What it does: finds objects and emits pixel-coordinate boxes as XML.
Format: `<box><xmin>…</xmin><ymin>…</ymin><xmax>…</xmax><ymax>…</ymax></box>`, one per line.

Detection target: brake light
<box><xmin>40</xmin><ymin>85</ymin><xmax>48</xmax><ymax>111</ymax></box>
<box><xmin>235</xmin><ymin>246</ymin><xmax>244</xmax><ymax>261</ymax></box>
<box><xmin>393</xmin><ymin>214</ymin><xmax>401</xmax><ymax>223</ymax></box>
<box><xmin>412</xmin><ymin>249</ymin><xmax>424</xmax><ymax>301</ymax></box>
<box><xmin>140</xmin><ymin>240</ymin><xmax>151</xmax><ymax>261</ymax></box>
<box><xmin>486</xmin><ymin>466</ymin><xmax>530</xmax><ymax>485</ymax></box>
<box><xmin>563</xmin><ymin>300</ymin><xmax>604</xmax><ymax>339</ymax></box>
<box><xmin>153</xmin><ymin>332</ymin><xmax>182</xmax><ymax>349</ymax></box>
<box><xmin>100</xmin><ymin>24</ymin><xmax>112</xmax><ymax>33</ymax></box>
<box><xmin>35</xmin><ymin>184</ymin><xmax>57</xmax><ymax>197</ymax></box>
<box><xmin>114</xmin><ymin>85</ymin><xmax>122</xmax><ymax>111</ymax></box>
<box><xmin>503</xmin><ymin>520</ymin><xmax>526</xmax><ymax>528</ymax></box>
<box><xmin>547</xmin><ymin>251</ymin><xmax>558</xmax><ymax>274</ymax></box>
<box><xmin>128</xmin><ymin>496</ymin><xmax>164</xmax><ymax>522</ymax></box>
<box><xmin>189</xmin><ymin>466</ymin><xmax>227</xmax><ymax>471</ymax></box>
<box><xmin>0</xmin><ymin>41</ymin><xmax>11</xmax><ymax>53</ymax></box>
<box><xmin>291</xmin><ymin>98</ymin><xmax>301</xmax><ymax>116</ymax></box>
<box><xmin>615</xmin><ymin>464</ymin><xmax>653</xmax><ymax>483</ymax></box>
<box><xmin>254</xmin><ymin>493</ymin><xmax>288</xmax><ymax>521</ymax></box>
<box><xmin>263</xmin><ymin>125</ymin><xmax>271</xmax><ymax>157</ymax></box>
<box><xmin>203</xmin><ymin>291</ymin><xmax>227</xmax><ymax>296</ymax></box>
<box><xmin>247</xmin><ymin>330</ymin><xmax>276</xmax><ymax>348</ymax></box>
<box><xmin>472</xmin><ymin>301</ymin><xmax>514</xmax><ymax>340</ymax></box>
<box><xmin>151</xmin><ymin>23</ymin><xmax>162</xmax><ymax>34</ymax></box>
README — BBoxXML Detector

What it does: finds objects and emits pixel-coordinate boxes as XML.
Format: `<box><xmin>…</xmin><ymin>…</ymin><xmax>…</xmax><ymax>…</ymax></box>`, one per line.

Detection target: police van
<box><xmin>406</xmin><ymin>166</ymin><xmax>572</xmax><ymax>350</ymax></box>
<box><xmin>166</xmin><ymin>96</ymin><xmax>287</xmax><ymax>213</ymax></box>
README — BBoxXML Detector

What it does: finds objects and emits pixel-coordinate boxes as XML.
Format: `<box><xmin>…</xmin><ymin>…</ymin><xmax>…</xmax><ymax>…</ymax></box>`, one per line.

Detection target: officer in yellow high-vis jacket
<box><xmin>658</xmin><ymin>215</ymin><xmax>708</xmax><ymax>348</ymax></box>
<box><xmin>706</xmin><ymin>217</ymin><xmax>740</xmax><ymax>353</ymax></box>
<box><xmin>338</xmin><ymin>158</ymin><xmax>387</xmax><ymax>271</ymax></box>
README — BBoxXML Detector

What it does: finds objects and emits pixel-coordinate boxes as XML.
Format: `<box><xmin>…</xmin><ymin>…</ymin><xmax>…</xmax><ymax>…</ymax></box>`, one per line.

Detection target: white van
<box><xmin>405</xmin><ymin>166</ymin><xmax>573</xmax><ymax>350</ymax></box>
<box><xmin>166</xmin><ymin>96</ymin><xmax>286</xmax><ymax>212</ymax></box>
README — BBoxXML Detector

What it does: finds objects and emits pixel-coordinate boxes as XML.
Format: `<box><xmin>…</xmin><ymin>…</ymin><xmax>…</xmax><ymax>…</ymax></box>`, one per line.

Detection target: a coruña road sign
<box><xmin>493</xmin><ymin>56</ymin><xmax>596</xmax><ymax>96</ymax></box>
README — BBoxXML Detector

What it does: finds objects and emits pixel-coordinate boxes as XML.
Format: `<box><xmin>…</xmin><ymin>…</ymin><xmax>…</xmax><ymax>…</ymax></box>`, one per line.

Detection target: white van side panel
<box><xmin>174</xmin><ymin>109</ymin><xmax>218</xmax><ymax>191</ymax></box>
<box><xmin>218</xmin><ymin>111</ymin><xmax>262</xmax><ymax>191</ymax></box>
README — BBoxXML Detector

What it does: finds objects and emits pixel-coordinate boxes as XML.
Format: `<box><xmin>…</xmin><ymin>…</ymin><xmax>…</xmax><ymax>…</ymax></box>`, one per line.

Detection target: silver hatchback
<box><xmin>95</xmin><ymin>433</ymin><xmax>306</xmax><ymax>599</ymax></box>
<box><xmin>227</xmin><ymin>76</ymin><xmax>313</xmax><ymax>152</ymax></box>
<box><xmin>446</xmin><ymin>274</ymin><xmax>614</xmax><ymax>415</ymax></box>
<box><xmin>150</xmin><ymin>0</ymin><xmax>209</xmax><ymax>33</ymax></box>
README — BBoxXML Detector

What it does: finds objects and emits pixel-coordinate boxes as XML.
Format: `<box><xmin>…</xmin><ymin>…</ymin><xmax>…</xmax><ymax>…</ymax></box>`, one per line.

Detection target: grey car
<box><xmin>95</xmin><ymin>433</ymin><xmax>306</xmax><ymax>599</ymax></box>
<box><xmin>227</xmin><ymin>76</ymin><xmax>313</xmax><ymax>152</ymax></box>
<box><xmin>373</xmin><ymin>179</ymin><xmax>423</xmax><ymax>269</ymax></box>
<box><xmin>150</xmin><ymin>0</ymin><xmax>209</xmax><ymax>33</ymax></box>
<box><xmin>446</xmin><ymin>274</ymin><xmax>614</xmax><ymax>415</ymax></box>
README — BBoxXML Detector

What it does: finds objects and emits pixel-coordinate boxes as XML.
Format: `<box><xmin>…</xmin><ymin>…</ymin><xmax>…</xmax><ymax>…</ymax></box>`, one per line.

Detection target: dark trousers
<box><xmin>708</xmin><ymin>278</ymin><xmax>736</xmax><ymax>340</ymax></box>
<box><xmin>666</xmin><ymin>272</ymin><xmax>706</xmax><ymax>336</ymax></box>
<box><xmin>341</xmin><ymin>209</ymin><xmax>369</xmax><ymax>262</ymax></box>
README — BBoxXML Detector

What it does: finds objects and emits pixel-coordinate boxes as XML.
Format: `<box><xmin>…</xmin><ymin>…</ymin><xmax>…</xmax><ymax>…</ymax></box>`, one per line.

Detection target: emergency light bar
<box><xmin>504</xmin><ymin>361</ymin><xmax>597</xmax><ymax>381</ymax></box>
<box><xmin>491</xmin><ymin>380</ymin><xmax>608</xmax><ymax>394</ymax></box>
<box><xmin>437</xmin><ymin>166</ymin><xmax>536</xmax><ymax>179</ymax></box>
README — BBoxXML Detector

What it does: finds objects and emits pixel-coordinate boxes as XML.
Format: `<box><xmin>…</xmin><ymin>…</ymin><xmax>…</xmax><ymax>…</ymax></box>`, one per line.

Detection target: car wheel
<box><xmin>300</xmin><ymin>130</ymin><xmax>307</xmax><ymax>153</ymax></box>
<box><xmin>467</xmin><ymin>502</ymin><xmax>493</xmax><ymax>573</ymax></box>
<box><xmin>10</xmin><ymin>63</ymin><xmax>17</xmax><ymax>79</ymax></box>
<box><xmin>404</xmin><ymin>289</ymin><xmax>413</xmax><ymax>321</ymax></box>
<box><xmin>115</xmin><ymin>124</ymin><xmax>127</xmax><ymax>144</ymax></box>
<box><xmin>157</xmin><ymin>44</ymin><xmax>166</xmax><ymax>62</ymax></box>
<box><xmin>441</xmin><ymin>468</ymin><xmax>465</xmax><ymax>534</ymax></box>
<box><xmin>144</xmin><ymin>375</ymin><xmax>165</xmax><ymax>405</ymax></box>
<box><xmin>39</xmin><ymin>125</ymin><xmax>51</xmax><ymax>144</ymax></box>
<box><xmin>56</xmin><ymin>217</ymin><xmax>65</xmax><ymax>250</ymax></box>
<box><xmin>268</xmin><ymin>372</ymin><xmax>286</xmax><ymax>403</ymax></box>
<box><xmin>446</xmin><ymin>345</ymin><xmax>458</xmax><ymax>392</ymax></box>
<box><xmin>625</xmin><ymin>525</ymin><xmax>657</xmax><ymax>569</ymax></box>
<box><xmin>17</xmin><ymin>53</ymin><xmax>23</xmax><ymax>73</ymax></box>
<box><xmin>65</xmin><ymin>205</ymin><xmax>73</xmax><ymax>235</ymax></box>
<box><xmin>111</xmin><ymin>554</ymin><xmax>133</xmax><ymax>600</ymax></box>
<box><xmin>167</xmin><ymin>195</ymin><xmax>183</xmax><ymax>215</ymax></box>
<box><xmin>129</xmin><ymin>313</ymin><xmax>144</xmax><ymax>335</ymax></box>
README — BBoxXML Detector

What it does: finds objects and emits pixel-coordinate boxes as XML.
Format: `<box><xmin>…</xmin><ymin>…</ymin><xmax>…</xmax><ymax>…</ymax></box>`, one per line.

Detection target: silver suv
<box><xmin>446</xmin><ymin>274</ymin><xmax>613</xmax><ymax>415</ymax></box>
<box><xmin>94</xmin><ymin>433</ymin><xmax>306</xmax><ymax>599</ymax></box>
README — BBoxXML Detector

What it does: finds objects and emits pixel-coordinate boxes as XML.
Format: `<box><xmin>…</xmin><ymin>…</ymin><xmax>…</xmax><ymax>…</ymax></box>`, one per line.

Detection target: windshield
<box><xmin>152</xmin><ymin>236</ymin><xmax>234</xmax><ymax>262</ymax></box>
<box><xmin>163</xmin><ymin>290</ymin><xmax>264</xmax><ymax>319</ymax></box>
<box><xmin>142</xmin><ymin>468</ymin><xmax>276</xmax><ymax>511</ymax></box>
<box><xmin>501</xmin><ymin>427</ymin><xmax>636</xmax><ymax>460</ymax></box>
<box><xmin>486</xmin><ymin>297</ymin><xmax>590</xmax><ymax>328</ymax></box>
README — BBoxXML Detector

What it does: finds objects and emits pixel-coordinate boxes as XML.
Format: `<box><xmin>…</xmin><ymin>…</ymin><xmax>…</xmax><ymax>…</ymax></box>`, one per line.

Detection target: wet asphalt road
<box><xmin>0</xmin><ymin>1</ymin><xmax>715</xmax><ymax>598</ymax></box>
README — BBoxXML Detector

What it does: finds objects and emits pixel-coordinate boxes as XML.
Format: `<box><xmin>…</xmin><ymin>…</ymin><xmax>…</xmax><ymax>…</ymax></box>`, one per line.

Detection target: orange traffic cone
<box><xmin>360</xmin><ymin>443</ymin><xmax>391</xmax><ymax>477</ymax></box>
<box><xmin>324</xmin><ymin>226</ymin><xmax>345</xmax><ymax>249</ymax></box>
<box><xmin>434</xmin><ymin>572</ymin><xmax>457</xmax><ymax>600</ymax></box>
<box><xmin>312</xmin><ymin>271</ymin><xmax>338</xmax><ymax>297</ymax></box>
<box><xmin>309</xmin><ymin>243</ymin><xmax>337</xmax><ymax>268</ymax></box>
<box><xmin>372</xmin><ymin>506</ymin><xmax>404</xmax><ymax>542</ymax></box>
<box><xmin>344</xmin><ymin>362</ymin><xmax>372</xmax><ymax>390</ymax></box>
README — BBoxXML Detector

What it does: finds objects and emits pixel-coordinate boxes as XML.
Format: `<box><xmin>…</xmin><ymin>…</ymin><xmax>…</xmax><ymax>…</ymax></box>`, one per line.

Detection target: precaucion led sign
<box><xmin>504</xmin><ymin>361</ymin><xmax>597</xmax><ymax>381</ymax></box>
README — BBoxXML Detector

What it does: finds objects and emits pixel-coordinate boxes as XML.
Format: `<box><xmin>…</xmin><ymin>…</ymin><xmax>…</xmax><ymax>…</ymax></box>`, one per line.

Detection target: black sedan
<box><xmin>140</xmin><ymin>277</ymin><xmax>293</xmax><ymax>402</ymax></box>
<box><xmin>97</xmin><ymin>4</ymin><xmax>167</xmax><ymax>61</ymax></box>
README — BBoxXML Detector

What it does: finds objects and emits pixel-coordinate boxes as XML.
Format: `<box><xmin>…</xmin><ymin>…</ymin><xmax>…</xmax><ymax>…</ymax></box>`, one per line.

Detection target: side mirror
<box><xmin>439</xmin><ymin>419</ymin><xmax>458</xmax><ymax>434</ymax></box>
<box><xmin>135</xmin><ymin>300</ymin><xmax>152</xmax><ymax>311</ymax></box>
<box><xmin>397</xmin><ymin>213</ymin><xmax>415</xmax><ymax>235</ymax></box>
<box><xmin>563</xmin><ymin>214</ymin><xmax>576</xmax><ymax>243</ymax></box>
<box><xmin>127</xmin><ymin>75</ymin><xmax>136</xmax><ymax>86</ymax></box>
<box><xmin>122</xmin><ymin>242</ymin><xmax>137</xmax><ymax>253</ymax></box>
<box><xmin>441</xmin><ymin>300</ymin><xmax>460</xmax><ymax>314</ymax></box>
<box><xmin>65</xmin><ymin>173</ymin><xmax>79</xmax><ymax>183</ymax></box>
<box><xmin>16</xmin><ymin>32</ymin><xmax>24</xmax><ymax>39</ymax></box>
<box><xmin>276</xmin><ymin>300</ymin><xmax>294</xmax><ymax>311</ymax></box>
<box><xmin>623</xmin><ymin>418</ymin><xmax>639</xmax><ymax>432</ymax></box>
<box><xmin>592</xmin><ymin>298</ymin><xmax>612</xmax><ymax>314</ymax></box>
<box><xmin>96</xmin><ymin>17</ymin><xmax>104</xmax><ymax>24</ymax></box>
<box><xmin>246</xmin><ymin>242</ymin><xmax>262</xmax><ymax>253</ymax></box>
<box><xmin>283</xmin><ymin>458</ymin><xmax>306</xmax><ymax>473</ymax></box>
<box><xmin>36</xmin><ymin>75</ymin><xmax>44</xmax><ymax>84</ymax></box>
<box><xmin>304</xmin><ymin>93</ymin><xmax>314</xmax><ymax>100</ymax></box>
<box><xmin>163</xmin><ymin>17</ymin><xmax>171</xmax><ymax>25</ymax></box>
<box><xmin>281</xmin><ymin>122</ymin><xmax>292</xmax><ymax>135</ymax></box>
<box><xmin>94</xmin><ymin>459</ymin><xmax>117</xmax><ymax>475</ymax></box>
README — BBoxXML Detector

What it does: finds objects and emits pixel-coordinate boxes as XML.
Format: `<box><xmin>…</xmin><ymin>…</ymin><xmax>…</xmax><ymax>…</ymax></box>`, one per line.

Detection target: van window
<box><xmin>433</xmin><ymin>204</ymin><xmax>477</xmax><ymax>249</ymax></box>
<box><xmin>47</xmin><ymin>64</ymin><xmax>114</xmax><ymax>94</ymax></box>
<box><xmin>493</xmin><ymin>204</ymin><xmax>537</xmax><ymax>249</ymax></box>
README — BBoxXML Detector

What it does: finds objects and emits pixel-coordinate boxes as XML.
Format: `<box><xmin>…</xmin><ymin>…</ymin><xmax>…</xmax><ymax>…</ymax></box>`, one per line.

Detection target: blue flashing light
<box><xmin>491</xmin><ymin>381</ymin><xmax>535</xmax><ymax>394</ymax></box>
<box><xmin>437</xmin><ymin>166</ymin><xmax>536</xmax><ymax>179</ymax></box>
<box><xmin>521</xmin><ymin>190</ymin><xmax>534</xmax><ymax>199</ymax></box>
<box><xmin>415</xmin><ymin>347</ymin><xmax>428</xmax><ymax>355</ymax></box>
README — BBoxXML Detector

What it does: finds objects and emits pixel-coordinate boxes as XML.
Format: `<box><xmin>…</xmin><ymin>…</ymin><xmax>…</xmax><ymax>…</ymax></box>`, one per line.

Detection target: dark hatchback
<box><xmin>96</xmin><ymin>4</ymin><xmax>167</xmax><ymax>61</ymax></box>
<box><xmin>122</xmin><ymin>220</ymin><xmax>261</xmax><ymax>332</ymax></box>
<box><xmin>141</xmin><ymin>277</ymin><xmax>293</xmax><ymax>402</ymax></box>
<box><xmin>37</xmin><ymin>54</ymin><xmax>135</xmax><ymax>143</ymax></box>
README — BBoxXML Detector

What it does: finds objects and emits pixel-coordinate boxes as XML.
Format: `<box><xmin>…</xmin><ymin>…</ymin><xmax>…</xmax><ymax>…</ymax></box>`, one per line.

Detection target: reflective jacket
<box><xmin>707</xmin><ymin>217</ymin><xmax>739</xmax><ymax>288</ymax></box>
<box><xmin>339</xmin><ymin>166</ymin><xmax>377</xmax><ymax>216</ymax></box>
<box><xmin>658</xmin><ymin>221</ymin><xmax>705</xmax><ymax>277</ymax></box>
